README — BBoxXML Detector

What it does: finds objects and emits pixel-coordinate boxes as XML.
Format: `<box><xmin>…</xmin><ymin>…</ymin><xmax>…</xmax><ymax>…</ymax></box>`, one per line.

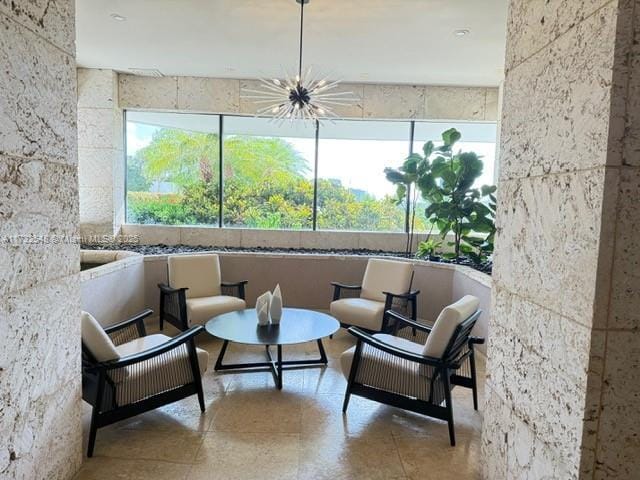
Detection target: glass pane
<box><xmin>412</xmin><ymin>121</ymin><xmax>498</xmax><ymax>232</ymax></box>
<box><xmin>316</xmin><ymin>120</ymin><xmax>410</xmax><ymax>232</ymax></box>
<box><xmin>125</xmin><ymin>111</ymin><xmax>220</xmax><ymax>226</ymax></box>
<box><xmin>222</xmin><ymin>116</ymin><xmax>315</xmax><ymax>230</ymax></box>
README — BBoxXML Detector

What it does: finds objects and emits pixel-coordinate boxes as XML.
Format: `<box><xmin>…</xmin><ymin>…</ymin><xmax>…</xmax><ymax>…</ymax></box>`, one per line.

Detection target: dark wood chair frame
<box><xmin>81</xmin><ymin>309</ymin><xmax>207</xmax><ymax>457</ymax></box>
<box><xmin>330</xmin><ymin>279</ymin><xmax>420</xmax><ymax>333</ymax></box>
<box><xmin>158</xmin><ymin>279</ymin><xmax>248</xmax><ymax>331</ymax></box>
<box><xmin>342</xmin><ymin>309</ymin><xmax>484</xmax><ymax>446</ymax></box>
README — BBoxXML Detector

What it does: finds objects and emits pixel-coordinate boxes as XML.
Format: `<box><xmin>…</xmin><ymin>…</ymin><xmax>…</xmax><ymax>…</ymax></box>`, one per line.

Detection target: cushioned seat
<box><xmin>330</xmin><ymin>258</ymin><xmax>415</xmax><ymax>332</ymax></box>
<box><xmin>81</xmin><ymin>309</ymin><xmax>209</xmax><ymax>456</ymax></box>
<box><xmin>330</xmin><ymin>298</ymin><xmax>386</xmax><ymax>331</ymax></box>
<box><xmin>339</xmin><ymin>295</ymin><xmax>483</xmax><ymax>446</ymax></box>
<box><xmin>163</xmin><ymin>254</ymin><xmax>247</xmax><ymax>328</ymax></box>
<box><xmin>186</xmin><ymin>296</ymin><xmax>246</xmax><ymax>324</ymax></box>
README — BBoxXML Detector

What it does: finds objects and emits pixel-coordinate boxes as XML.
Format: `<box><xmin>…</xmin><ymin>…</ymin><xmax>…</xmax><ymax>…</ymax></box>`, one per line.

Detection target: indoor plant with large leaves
<box><xmin>386</xmin><ymin>127</ymin><xmax>496</xmax><ymax>266</ymax></box>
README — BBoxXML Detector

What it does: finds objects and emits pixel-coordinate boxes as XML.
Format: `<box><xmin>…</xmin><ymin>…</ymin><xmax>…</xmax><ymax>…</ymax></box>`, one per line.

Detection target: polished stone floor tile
<box><xmin>303</xmin><ymin>363</ymin><xmax>349</xmax><ymax>394</ymax></box>
<box><xmin>189</xmin><ymin>432</ymin><xmax>299</xmax><ymax>480</ymax></box>
<box><xmin>111</xmin><ymin>394</ymin><xmax>222</xmax><ymax>432</ymax></box>
<box><xmin>78</xmin><ymin>325</ymin><xmax>485</xmax><ymax>479</ymax></box>
<box><xmin>301</xmin><ymin>393</ymin><xmax>393</xmax><ymax>438</ymax></box>
<box><xmin>298</xmin><ymin>432</ymin><xmax>407</xmax><ymax>480</ymax></box>
<box><xmin>91</xmin><ymin>427</ymin><xmax>204</xmax><ymax>464</ymax></box>
<box><xmin>394</xmin><ymin>432</ymin><xmax>482</xmax><ymax>480</ymax></box>
<box><xmin>75</xmin><ymin>457</ymin><xmax>191</xmax><ymax>480</ymax></box>
<box><xmin>210</xmin><ymin>389</ymin><xmax>304</xmax><ymax>433</ymax></box>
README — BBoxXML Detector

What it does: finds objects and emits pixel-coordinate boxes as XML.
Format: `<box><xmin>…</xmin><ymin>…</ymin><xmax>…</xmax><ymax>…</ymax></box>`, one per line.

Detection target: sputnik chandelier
<box><xmin>242</xmin><ymin>0</ymin><xmax>356</xmax><ymax>124</ymax></box>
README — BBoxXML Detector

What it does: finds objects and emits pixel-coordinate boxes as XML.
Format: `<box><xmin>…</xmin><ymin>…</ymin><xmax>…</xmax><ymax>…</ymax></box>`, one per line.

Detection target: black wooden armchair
<box><xmin>81</xmin><ymin>309</ymin><xmax>208</xmax><ymax>457</ymax></box>
<box><xmin>329</xmin><ymin>258</ymin><xmax>419</xmax><ymax>333</ymax></box>
<box><xmin>340</xmin><ymin>296</ymin><xmax>484</xmax><ymax>446</ymax></box>
<box><xmin>159</xmin><ymin>253</ymin><xmax>248</xmax><ymax>331</ymax></box>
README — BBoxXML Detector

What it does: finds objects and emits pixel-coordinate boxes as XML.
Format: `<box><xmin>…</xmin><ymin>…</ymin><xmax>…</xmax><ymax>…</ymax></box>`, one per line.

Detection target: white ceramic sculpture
<box><xmin>256</xmin><ymin>291</ymin><xmax>272</xmax><ymax>326</ymax></box>
<box><xmin>270</xmin><ymin>284</ymin><xmax>283</xmax><ymax>324</ymax></box>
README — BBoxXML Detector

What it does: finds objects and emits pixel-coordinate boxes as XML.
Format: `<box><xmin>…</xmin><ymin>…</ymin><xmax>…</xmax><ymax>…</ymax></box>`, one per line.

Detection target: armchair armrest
<box><xmin>347</xmin><ymin>327</ymin><xmax>447</xmax><ymax>368</ymax></box>
<box><xmin>331</xmin><ymin>281</ymin><xmax>362</xmax><ymax>301</ymax></box>
<box><xmin>104</xmin><ymin>309</ymin><xmax>153</xmax><ymax>335</ymax></box>
<box><xmin>221</xmin><ymin>280</ymin><xmax>248</xmax><ymax>300</ymax></box>
<box><xmin>387</xmin><ymin>310</ymin><xmax>433</xmax><ymax>335</ymax></box>
<box><xmin>104</xmin><ymin>309</ymin><xmax>153</xmax><ymax>345</ymax></box>
<box><xmin>95</xmin><ymin>325</ymin><xmax>205</xmax><ymax>371</ymax></box>
<box><xmin>382</xmin><ymin>290</ymin><xmax>420</xmax><ymax>300</ymax></box>
<box><xmin>158</xmin><ymin>283</ymin><xmax>188</xmax><ymax>295</ymax></box>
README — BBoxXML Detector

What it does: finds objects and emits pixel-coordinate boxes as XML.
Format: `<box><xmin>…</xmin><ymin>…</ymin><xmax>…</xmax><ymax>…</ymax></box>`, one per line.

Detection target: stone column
<box><xmin>0</xmin><ymin>1</ymin><xmax>82</xmax><ymax>478</ymax></box>
<box><xmin>483</xmin><ymin>1</ymin><xmax>640</xmax><ymax>479</ymax></box>
<box><xmin>78</xmin><ymin>68</ymin><xmax>124</xmax><ymax>237</ymax></box>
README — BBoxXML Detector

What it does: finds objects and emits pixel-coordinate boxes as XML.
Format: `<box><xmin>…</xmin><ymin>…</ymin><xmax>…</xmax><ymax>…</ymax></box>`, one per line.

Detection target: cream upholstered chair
<box><xmin>330</xmin><ymin>258</ymin><xmax>419</xmax><ymax>332</ymax></box>
<box><xmin>81</xmin><ymin>309</ymin><xmax>208</xmax><ymax>457</ymax></box>
<box><xmin>340</xmin><ymin>295</ymin><xmax>484</xmax><ymax>446</ymax></box>
<box><xmin>158</xmin><ymin>254</ymin><xmax>247</xmax><ymax>331</ymax></box>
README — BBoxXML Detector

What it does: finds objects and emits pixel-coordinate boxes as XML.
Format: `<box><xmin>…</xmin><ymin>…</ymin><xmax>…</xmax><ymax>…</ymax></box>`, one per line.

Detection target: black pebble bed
<box><xmin>82</xmin><ymin>243</ymin><xmax>492</xmax><ymax>275</ymax></box>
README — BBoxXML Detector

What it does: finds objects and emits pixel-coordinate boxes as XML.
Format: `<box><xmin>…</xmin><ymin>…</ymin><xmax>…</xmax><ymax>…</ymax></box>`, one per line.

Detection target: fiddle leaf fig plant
<box><xmin>385</xmin><ymin>127</ymin><xmax>497</xmax><ymax>263</ymax></box>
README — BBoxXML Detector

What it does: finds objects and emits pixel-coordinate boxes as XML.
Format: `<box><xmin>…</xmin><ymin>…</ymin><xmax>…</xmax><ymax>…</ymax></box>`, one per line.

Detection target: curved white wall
<box><xmin>141</xmin><ymin>252</ymin><xmax>492</xmax><ymax>353</ymax></box>
<box><xmin>81</xmin><ymin>250</ymin><xmax>491</xmax><ymax>352</ymax></box>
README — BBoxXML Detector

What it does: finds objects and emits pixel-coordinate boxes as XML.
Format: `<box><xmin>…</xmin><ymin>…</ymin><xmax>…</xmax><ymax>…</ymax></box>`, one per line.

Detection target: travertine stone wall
<box><xmin>119</xmin><ymin>74</ymin><xmax>500</xmax><ymax>121</ymax></box>
<box><xmin>77</xmin><ymin>68</ymin><xmax>124</xmax><ymax>236</ymax></box>
<box><xmin>483</xmin><ymin>1</ymin><xmax>640</xmax><ymax>479</ymax></box>
<box><xmin>0</xmin><ymin>1</ymin><xmax>81</xmax><ymax>479</ymax></box>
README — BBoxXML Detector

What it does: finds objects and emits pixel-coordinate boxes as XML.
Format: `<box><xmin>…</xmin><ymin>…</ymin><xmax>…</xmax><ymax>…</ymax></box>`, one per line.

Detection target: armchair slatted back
<box><xmin>442</xmin><ymin>309</ymin><xmax>481</xmax><ymax>365</ymax></box>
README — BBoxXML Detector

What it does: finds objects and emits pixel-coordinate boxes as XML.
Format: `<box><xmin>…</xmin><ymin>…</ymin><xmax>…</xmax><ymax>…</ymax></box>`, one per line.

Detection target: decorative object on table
<box><xmin>270</xmin><ymin>284</ymin><xmax>283</xmax><ymax>324</ymax></box>
<box><xmin>241</xmin><ymin>0</ymin><xmax>357</xmax><ymax>125</ymax></box>
<box><xmin>256</xmin><ymin>291</ymin><xmax>272</xmax><ymax>326</ymax></box>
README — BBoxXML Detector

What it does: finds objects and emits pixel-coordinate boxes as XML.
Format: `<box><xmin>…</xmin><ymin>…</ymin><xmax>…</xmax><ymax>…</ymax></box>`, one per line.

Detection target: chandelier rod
<box><xmin>298</xmin><ymin>0</ymin><xmax>305</xmax><ymax>79</ymax></box>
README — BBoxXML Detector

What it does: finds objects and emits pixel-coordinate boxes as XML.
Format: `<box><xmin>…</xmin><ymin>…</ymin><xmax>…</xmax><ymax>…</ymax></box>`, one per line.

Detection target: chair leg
<box><xmin>159</xmin><ymin>314</ymin><xmax>164</xmax><ymax>331</ymax></box>
<box><xmin>342</xmin><ymin>391</ymin><xmax>351</xmax><ymax>413</ymax></box>
<box><xmin>443</xmin><ymin>372</ymin><xmax>456</xmax><ymax>446</ymax></box>
<box><xmin>87</xmin><ymin>409</ymin><xmax>99</xmax><ymax>458</ymax></box>
<box><xmin>447</xmin><ymin>416</ymin><xmax>456</xmax><ymax>447</ymax></box>
<box><xmin>469</xmin><ymin>350</ymin><xmax>479</xmax><ymax>411</ymax></box>
<box><xmin>197</xmin><ymin>387</ymin><xmax>205</xmax><ymax>413</ymax></box>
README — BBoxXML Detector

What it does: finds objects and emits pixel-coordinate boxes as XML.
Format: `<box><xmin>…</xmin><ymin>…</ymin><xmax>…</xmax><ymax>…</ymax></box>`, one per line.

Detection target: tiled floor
<box><xmin>75</xmin><ymin>325</ymin><xmax>484</xmax><ymax>480</ymax></box>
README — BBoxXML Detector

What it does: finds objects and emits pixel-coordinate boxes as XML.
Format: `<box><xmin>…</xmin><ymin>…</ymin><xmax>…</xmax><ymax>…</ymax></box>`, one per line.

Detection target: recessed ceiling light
<box><xmin>454</xmin><ymin>29</ymin><xmax>469</xmax><ymax>37</ymax></box>
<box><xmin>110</xmin><ymin>13</ymin><xmax>126</xmax><ymax>21</ymax></box>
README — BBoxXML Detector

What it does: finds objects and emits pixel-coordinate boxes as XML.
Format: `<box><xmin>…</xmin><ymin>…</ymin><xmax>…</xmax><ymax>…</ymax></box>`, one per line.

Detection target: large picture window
<box><xmin>316</xmin><ymin>120</ymin><xmax>409</xmax><ymax>232</ymax></box>
<box><xmin>126</xmin><ymin>111</ymin><xmax>220</xmax><ymax>226</ymax></box>
<box><xmin>125</xmin><ymin>111</ymin><xmax>498</xmax><ymax>232</ymax></box>
<box><xmin>222</xmin><ymin>117</ymin><xmax>315</xmax><ymax>230</ymax></box>
<box><xmin>411</xmin><ymin>122</ymin><xmax>498</xmax><ymax>232</ymax></box>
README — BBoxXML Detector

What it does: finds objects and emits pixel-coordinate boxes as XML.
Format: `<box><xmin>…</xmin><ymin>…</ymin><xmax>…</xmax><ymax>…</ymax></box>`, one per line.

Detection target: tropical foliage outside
<box><xmin>126</xmin><ymin>128</ymin><xmax>422</xmax><ymax>231</ymax></box>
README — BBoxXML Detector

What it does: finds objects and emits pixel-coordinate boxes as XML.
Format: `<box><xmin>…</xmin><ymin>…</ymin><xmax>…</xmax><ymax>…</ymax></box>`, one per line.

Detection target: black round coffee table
<box><xmin>205</xmin><ymin>308</ymin><xmax>340</xmax><ymax>389</ymax></box>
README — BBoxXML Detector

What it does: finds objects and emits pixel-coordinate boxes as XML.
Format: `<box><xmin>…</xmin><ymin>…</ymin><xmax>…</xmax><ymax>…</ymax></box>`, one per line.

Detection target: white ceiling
<box><xmin>76</xmin><ymin>0</ymin><xmax>508</xmax><ymax>87</ymax></box>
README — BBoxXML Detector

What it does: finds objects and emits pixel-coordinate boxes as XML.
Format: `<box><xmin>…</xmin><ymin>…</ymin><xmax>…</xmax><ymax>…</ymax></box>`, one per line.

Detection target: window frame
<box><xmin>123</xmin><ymin>110</ymin><xmax>498</xmax><ymax>233</ymax></box>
